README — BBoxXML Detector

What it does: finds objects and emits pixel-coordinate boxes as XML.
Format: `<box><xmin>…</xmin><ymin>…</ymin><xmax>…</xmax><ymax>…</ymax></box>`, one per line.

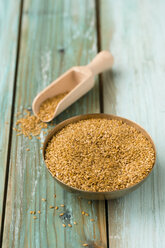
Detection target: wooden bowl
<box><xmin>43</xmin><ymin>114</ymin><xmax>156</xmax><ymax>200</ymax></box>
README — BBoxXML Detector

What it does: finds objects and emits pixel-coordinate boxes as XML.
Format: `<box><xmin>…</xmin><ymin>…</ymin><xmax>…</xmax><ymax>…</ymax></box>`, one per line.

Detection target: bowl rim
<box><xmin>43</xmin><ymin>113</ymin><xmax>156</xmax><ymax>195</ymax></box>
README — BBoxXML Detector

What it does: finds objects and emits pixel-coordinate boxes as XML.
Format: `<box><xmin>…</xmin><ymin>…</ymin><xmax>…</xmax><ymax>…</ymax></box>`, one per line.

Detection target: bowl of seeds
<box><xmin>43</xmin><ymin>114</ymin><xmax>156</xmax><ymax>200</ymax></box>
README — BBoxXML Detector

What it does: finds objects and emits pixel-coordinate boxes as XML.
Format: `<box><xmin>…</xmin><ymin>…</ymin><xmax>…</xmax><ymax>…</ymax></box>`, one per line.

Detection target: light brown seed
<box><xmin>60</xmin><ymin>204</ymin><xmax>64</xmax><ymax>207</ymax></box>
<box><xmin>82</xmin><ymin>244</ymin><xmax>88</xmax><ymax>247</ymax></box>
<box><xmin>54</xmin><ymin>194</ymin><xmax>56</xmax><ymax>198</ymax></box>
<box><xmin>90</xmin><ymin>219</ymin><xmax>94</xmax><ymax>222</ymax></box>
<box><xmin>45</xmin><ymin>119</ymin><xmax>155</xmax><ymax>192</ymax></box>
<box><xmin>62</xmin><ymin>224</ymin><xmax>66</xmax><ymax>227</ymax></box>
<box><xmin>88</xmin><ymin>201</ymin><xmax>91</xmax><ymax>204</ymax></box>
<box><xmin>49</xmin><ymin>206</ymin><xmax>54</xmax><ymax>209</ymax></box>
<box><xmin>38</xmin><ymin>93</ymin><xmax>68</xmax><ymax>122</ymax></box>
<box><xmin>85</xmin><ymin>213</ymin><xmax>89</xmax><ymax>216</ymax></box>
<box><xmin>60</xmin><ymin>213</ymin><xmax>64</xmax><ymax>216</ymax></box>
<box><xmin>42</xmin><ymin>198</ymin><xmax>46</xmax><ymax>201</ymax></box>
<box><xmin>73</xmin><ymin>222</ymin><xmax>77</xmax><ymax>225</ymax></box>
<box><xmin>38</xmin><ymin>211</ymin><xmax>41</xmax><ymax>214</ymax></box>
<box><xmin>26</xmin><ymin>148</ymin><xmax>30</xmax><ymax>151</ymax></box>
<box><xmin>37</xmin><ymin>137</ymin><xmax>41</xmax><ymax>140</ymax></box>
<box><xmin>30</xmin><ymin>211</ymin><xmax>33</xmax><ymax>214</ymax></box>
<box><xmin>68</xmin><ymin>224</ymin><xmax>72</xmax><ymax>227</ymax></box>
<box><xmin>55</xmin><ymin>206</ymin><xmax>59</xmax><ymax>210</ymax></box>
<box><xmin>33</xmin><ymin>216</ymin><xmax>37</xmax><ymax>219</ymax></box>
<box><xmin>15</xmin><ymin>111</ymin><xmax>47</xmax><ymax>138</ymax></box>
<box><xmin>82</xmin><ymin>211</ymin><xmax>85</xmax><ymax>215</ymax></box>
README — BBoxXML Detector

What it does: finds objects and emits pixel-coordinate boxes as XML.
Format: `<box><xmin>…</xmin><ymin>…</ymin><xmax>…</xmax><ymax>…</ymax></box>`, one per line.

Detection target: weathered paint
<box><xmin>0</xmin><ymin>0</ymin><xmax>20</xmax><ymax>229</ymax></box>
<box><xmin>101</xmin><ymin>0</ymin><xmax>165</xmax><ymax>247</ymax></box>
<box><xmin>2</xmin><ymin>0</ymin><xmax>107</xmax><ymax>247</ymax></box>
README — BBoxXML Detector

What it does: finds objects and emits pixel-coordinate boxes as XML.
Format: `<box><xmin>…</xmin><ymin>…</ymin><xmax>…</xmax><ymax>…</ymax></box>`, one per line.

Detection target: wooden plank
<box><xmin>2</xmin><ymin>0</ymin><xmax>107</xmax><ymax>247</ymax></box>
<box><xmin>100</xmin><ymin>0</ymin><xmax>165</xmax><ymax>247</ymax></box>
<box><xmin>0</xmin><ymin>0</ymin><xmax>21</xmax><ymax>229</ymax></box>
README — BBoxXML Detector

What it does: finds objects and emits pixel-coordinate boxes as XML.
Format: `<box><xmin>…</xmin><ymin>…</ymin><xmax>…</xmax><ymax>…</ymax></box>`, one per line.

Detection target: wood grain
<box><xmin>0</xmin><ymin>0</ymin><xmax>20</xmax><ymax>229</ymax></box>
<box><xmin>101</xmin><ymin>0</ymin><xmax>165</xmax><ymax>247</ymax></box>
<box><xmin>2</xmin><ymin>0</ymin><xmax>107</xmax><ymax>247</ymax></box>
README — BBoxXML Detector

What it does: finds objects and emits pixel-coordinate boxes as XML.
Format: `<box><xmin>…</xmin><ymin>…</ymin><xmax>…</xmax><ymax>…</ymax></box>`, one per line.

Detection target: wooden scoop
<box><xmin>32</xmin><ymin>51</ymin><xmax>114</xmax><ymax>122</ymax></box>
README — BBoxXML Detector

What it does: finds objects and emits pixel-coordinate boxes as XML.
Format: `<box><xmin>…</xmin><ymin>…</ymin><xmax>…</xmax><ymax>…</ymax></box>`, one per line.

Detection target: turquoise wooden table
<box><xmin>0</xmin><ymin>0</ymin><xmax>165</xmax><ymax>247</ymax></box>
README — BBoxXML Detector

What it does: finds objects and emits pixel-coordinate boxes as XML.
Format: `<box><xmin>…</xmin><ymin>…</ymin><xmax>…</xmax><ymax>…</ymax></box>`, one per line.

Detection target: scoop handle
<box><xmin>87</xmin><ymin>51</ymin><xmax>114</xmax><ymax>75</ymax></box>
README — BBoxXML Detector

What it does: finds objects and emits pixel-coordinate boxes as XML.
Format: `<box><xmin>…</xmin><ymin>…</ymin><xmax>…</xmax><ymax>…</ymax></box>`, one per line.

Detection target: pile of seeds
<box><xmin>45</xmin><ymin>118</ymin><xmax>155</xmax><ymax>192</ymax></box>
<box><xmin>14</xmin><ymin>110</ymin><xmax>47</xmax><ymax>138</ymax></box>
<box><xmin>38</xmin><ymin>92</ymin><xmax>68</xmax><ymax>122</ymax></box>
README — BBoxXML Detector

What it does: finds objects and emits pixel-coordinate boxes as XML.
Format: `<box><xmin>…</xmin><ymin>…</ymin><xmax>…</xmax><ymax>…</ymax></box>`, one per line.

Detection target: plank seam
<box><xmin>0</xmin><ymin>0</ymin><xmax>24</xmax><ymax>245</ymax></box>
<box><xmin>95</xmin><ymin>1</ymin><xmax>110</xmax><ymax>248</ymax></box>
<box><xmin>95</xmin><ymin>0</ymin><xmax>104</xmax><ymax>114</ymax></box>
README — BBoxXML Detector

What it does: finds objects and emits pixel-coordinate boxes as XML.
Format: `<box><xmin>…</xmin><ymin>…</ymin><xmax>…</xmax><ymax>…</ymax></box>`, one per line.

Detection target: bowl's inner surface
<box><xmin>43</xmin><ymin>114</ymin><xmax>156</xmax><ymax>194</ymax></box>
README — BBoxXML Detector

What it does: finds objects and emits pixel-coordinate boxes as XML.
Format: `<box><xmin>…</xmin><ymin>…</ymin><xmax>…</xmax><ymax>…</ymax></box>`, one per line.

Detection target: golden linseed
<box><xmin>60</xmin><ymin>213</ymin><xmax>64</xmax><ymax>216</ymax></box>
<box><xmin>45</xmin><ymin>118</ymin><xmax>155</xmax><ymax>192</ymax></box>
<box><xmin>38</xmin><ymin>92</ymin><xmax>68</xmax><ymax>122</ymax></box>
<box><xmin>15</xmin><ymin>111</ymin><xmax>47</xmax><ymax>137</ymax></box>
<box><xmin>68</xmin><ymin>224</ymin><xmax>72</xmax><ymax>227</ymax></box>
<box><xmin>55</xmin><ymin>206</ymin><xmax>59</xmax><ymax>210</ymax></box>
<box><xmin>49</xmin><ymin>206</ymin><xmax>54</xmax><ymax>209</ymax></box>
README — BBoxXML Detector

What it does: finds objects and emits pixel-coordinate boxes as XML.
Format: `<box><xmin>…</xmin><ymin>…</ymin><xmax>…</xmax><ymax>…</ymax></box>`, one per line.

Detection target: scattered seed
<box><xmin>68</xmin><ymin>224</ymin><xmax>72</xmax><ymax>227</ymax></box>
<box><xmin>60</xmin><ymin>204</ymin><xmax>64</xmax><ymax>207</ymax></box>
<box><xmin>16</xmin><ymin>112</ymin><xmax>21</xmax><ymax>117</ymax></box>
<box><xmin>73</xmin><ymin>221</ymin><xmax>77</xmax><ymax>225</ymax></box>
<box><xmin>30</xmin><ymin>211</ymin><xmax>33</xmax><ymax>214</ymax></box>
<box><xmin>62</xmin><ymin>224</ymin><xmax>66</xmax><ymax>227</ymax></box>
<box><xmin>85</xmin><ymin>213</ymin><xmax>89</xmax><ymax>216</ymax></box>
<box><xmin>42</xmin><ymin>198</ymin><xmax>46</xmax><ymax>201</ymax></box>
<box><xmin>38</xmin><ymin>211</ymin><xmax>41</xmax><ymax>214</ymax></box>
<box><xmin>49</xmin><ymin>206</ymin><xmax>54</xmax><ymax>209</ymax></box>
<box><xmin>33</xmin><ymin>216</ymin><xmax>37</xmax><ymax>219</ymax></box>
<box><xmin>82</xmin><ymin>211</ymin><xmax>85</xmax><ymax>215</ymax></box>
<box><xmin>82</xmin><ymin>244</ymin><xmax>88</xmax><ymax>247</ymax></box>
<box><xmin>15</xmin><ymin>111</ymin><xmax>47</xmax><ymax>138</ymax></box>
<box><xmin>54</xmin><ymin>194</ymin><xmax>56</xmax><ymax>198</ymax></box>
<box><xmin>90</xmin><ymin>219</ymin><xmax>95</xmax><ymax>222</ymax></box>
<box><xmin>55</xmin><ymin>206</ymin><xmax>59</xmax><ymax>210</ymax></box>
<box><xmin>60</xmin><ymin>213</ymin><xmax>64</xmax><ymax>216</ymax></box>
<box><xmin>37</xmin><ymin>137</ymin><xmax>41</xmax><ymax>140</ymax></box>
<box><xmin>88</xmin><ymin>201</ymin><xmax>91</xmax><ymax>204</ymax></box>
<box><xmin>26</xmin><ymin>148</ymin><xmax>30</xmax><ymax>151</ymax></box>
